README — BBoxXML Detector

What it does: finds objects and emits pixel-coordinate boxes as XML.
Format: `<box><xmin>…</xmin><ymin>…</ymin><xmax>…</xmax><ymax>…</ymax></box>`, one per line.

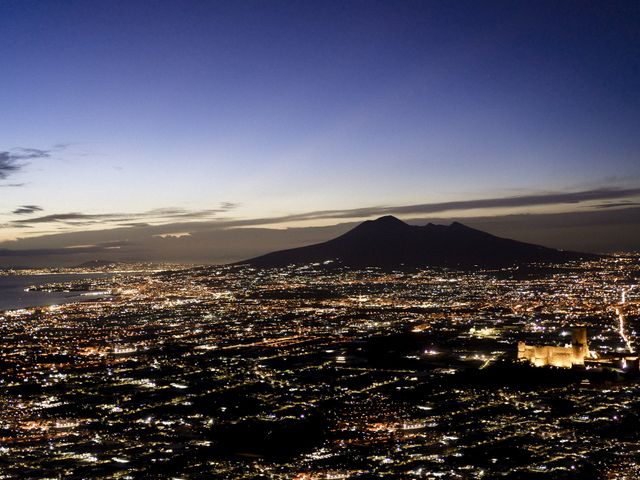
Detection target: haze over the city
<box><xmin>1</xmin><ymin>1</ymin><xmax>639</xmax><ymax>265</ymax></box>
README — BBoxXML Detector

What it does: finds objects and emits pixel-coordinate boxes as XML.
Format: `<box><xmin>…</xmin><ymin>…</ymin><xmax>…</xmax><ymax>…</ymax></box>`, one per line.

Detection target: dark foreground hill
<box><xmin>240</xmin><ymin>215</ymin><xmax>597</xmax><ymax>269</ymax></box>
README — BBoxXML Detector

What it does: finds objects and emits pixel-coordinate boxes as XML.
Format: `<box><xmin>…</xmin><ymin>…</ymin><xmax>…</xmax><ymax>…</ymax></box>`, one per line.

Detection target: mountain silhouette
<box><xmin>240</xmin><ymin>216</ymin><xmax>596</xmax><ymax>268</ymax></box>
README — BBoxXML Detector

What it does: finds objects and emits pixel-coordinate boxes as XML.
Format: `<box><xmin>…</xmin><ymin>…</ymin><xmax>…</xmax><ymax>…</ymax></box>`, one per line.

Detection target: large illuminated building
<box><xmin>517</xmin><ymin>327</ymin><xmax>589</xmax><ymax>368</ymax></box>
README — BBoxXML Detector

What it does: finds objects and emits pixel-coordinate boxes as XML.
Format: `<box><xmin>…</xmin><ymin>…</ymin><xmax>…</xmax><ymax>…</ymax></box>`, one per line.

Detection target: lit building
<box><xmin>518</xmin><ymin>327</ymin><xmax>588</xmax><ymax>368</ymax></box>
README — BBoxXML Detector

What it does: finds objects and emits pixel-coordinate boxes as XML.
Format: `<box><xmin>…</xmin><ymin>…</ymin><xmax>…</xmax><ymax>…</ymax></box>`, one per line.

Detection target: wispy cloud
<box><xmin>0</xmin><ymin>241</ymin><xmax>131</xmax><ymax>257</ymax></box>
<box><xmin>0</xmin><ymin>148</ymin><xmax>51</xmax><ymax>180</ymax></box>
<box><xmin>12</xmin><ymin>205</ymin><xmax>43</xmax><ymax>215</ymax></box>
<box><xmin>595</xmin><ymin>201</ymin><xmax>640</xmax><ymax>209</ymax></box>
<box><xmin>0</xmin><ymin>183</ymin><xmax>26</xmax><ymax>188</ymax></box>
<box><xmin>9</xmin><ymin>204</ymin><xmax>238</xmax><ymax>228</ymax></box>
<box><xmin>220</xmin><ymin>202</ymin><xmax>240</xmax><ymax>210</ymax></box>
<box><xmin>200</xmin><ymin>187</ymin><xmax>640</xmax><ymax>229</ymax></box>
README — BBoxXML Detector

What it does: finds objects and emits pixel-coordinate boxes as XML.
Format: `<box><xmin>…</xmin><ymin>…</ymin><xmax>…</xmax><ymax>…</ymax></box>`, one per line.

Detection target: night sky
<box><xmin>1</xmin><ymin>1</ymin><xmax>638</xmax><ymax>263</ymax></box>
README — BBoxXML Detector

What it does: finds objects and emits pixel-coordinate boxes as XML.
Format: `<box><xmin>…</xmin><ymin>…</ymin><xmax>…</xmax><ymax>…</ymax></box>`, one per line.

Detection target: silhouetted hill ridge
<box><xmin>240</xmin><ymin>216</ymin><xmax>597</xmax><ymax>268</ymax></box>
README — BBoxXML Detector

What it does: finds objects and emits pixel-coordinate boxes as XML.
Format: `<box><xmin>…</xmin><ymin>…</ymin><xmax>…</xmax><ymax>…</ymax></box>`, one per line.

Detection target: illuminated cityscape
<box><xmin>1</xmin><ymin>254</ymin><xmax>638</xmax><ymax>478</ymax></box>
<box><xmin>1</xmin><ymin>1</ymin><xmax>639</xmax><ymax>479</ymax></box>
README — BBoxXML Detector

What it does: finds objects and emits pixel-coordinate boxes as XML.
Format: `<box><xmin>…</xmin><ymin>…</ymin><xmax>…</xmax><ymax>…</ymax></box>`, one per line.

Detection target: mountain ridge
<box><xmin>239</xmin><ymin>216</ymin><xmax>597</xmax><ymax>269</ymax></box>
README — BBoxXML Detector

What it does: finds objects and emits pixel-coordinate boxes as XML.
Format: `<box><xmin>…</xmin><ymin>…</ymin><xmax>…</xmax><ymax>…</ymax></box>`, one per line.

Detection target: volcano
<box><xmin>240</xmin><ymin>216</ymin><xmax>596</xmax><ymax>269</ymax></box>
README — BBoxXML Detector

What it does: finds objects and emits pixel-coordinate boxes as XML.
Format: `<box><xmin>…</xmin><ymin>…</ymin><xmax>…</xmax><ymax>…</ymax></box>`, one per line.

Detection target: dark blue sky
<box><xmin>1</xmin><ymin>0</ymin><xmax>639</xmax><ymax>242</ymax></box>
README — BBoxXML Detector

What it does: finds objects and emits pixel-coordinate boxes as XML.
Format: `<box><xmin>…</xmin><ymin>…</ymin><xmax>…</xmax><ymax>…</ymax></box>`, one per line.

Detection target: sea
<box><xmin>0</xmin><ymin>273</ymin><xmax>110</xmax><ymax>312</ymax></box>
